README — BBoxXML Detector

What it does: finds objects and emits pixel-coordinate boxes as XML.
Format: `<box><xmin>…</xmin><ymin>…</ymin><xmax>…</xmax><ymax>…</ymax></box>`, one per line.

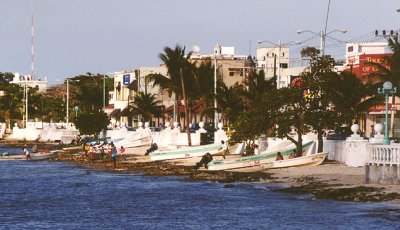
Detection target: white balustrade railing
<box><xmin>367</xmin><ymin>145</ymin><xmax>400</xmax><ymax>166</ymax></box>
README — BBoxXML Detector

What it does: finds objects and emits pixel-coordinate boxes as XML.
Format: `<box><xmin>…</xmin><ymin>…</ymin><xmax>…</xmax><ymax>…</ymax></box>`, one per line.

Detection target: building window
<box><xmin>348</xmin><ymin>46</ymin><xmax>353</xmax><ymax>52</ymax></box>
<box><xmin>282</xmin><ymin>52</ymin><xmax>285</xmax><ymax>57</ymax></box>
<box><xmin>280</xmin><ymin>63</ymin><xmax>288</xmax><ymax>68</ymax></box>
<box><xmin>229</xmin><ymin>72</ymin><xmax>234</xmax><ymax>76</ymax></box>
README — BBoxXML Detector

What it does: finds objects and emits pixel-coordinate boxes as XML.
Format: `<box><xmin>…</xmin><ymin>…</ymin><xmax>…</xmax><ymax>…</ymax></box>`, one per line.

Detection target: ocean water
<box><xmin>0</xmin><ymin>161</ymin><xmax>399</xmax><ymax>229</ymax></box>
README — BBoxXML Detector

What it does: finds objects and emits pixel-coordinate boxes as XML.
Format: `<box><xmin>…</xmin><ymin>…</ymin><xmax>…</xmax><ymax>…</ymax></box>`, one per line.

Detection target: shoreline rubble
<box><xmin>53</xmin><ymin>145</ymin><xmax>400</xmax><ymax>204</ymax></box>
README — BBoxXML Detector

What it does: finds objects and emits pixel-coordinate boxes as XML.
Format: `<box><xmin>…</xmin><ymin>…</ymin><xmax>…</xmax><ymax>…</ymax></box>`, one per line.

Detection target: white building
<box><xmin>10</xmin><ymin>73</ymin><xmax>47</xmax><ymax>92</ymax></box>
<box><xmin>345</xmin><ymin>42</ymin><xmax>387</xmax><ymax>66</ymax></box>
<box><xmin>108</xmin><ymin>66</ymin><xmax>169</xmax><ymax>127</ymax></box>
<box><xmin>256</xmin><ymin>46</ymin><xmax>290</xmax><ymax>88</ymax></box>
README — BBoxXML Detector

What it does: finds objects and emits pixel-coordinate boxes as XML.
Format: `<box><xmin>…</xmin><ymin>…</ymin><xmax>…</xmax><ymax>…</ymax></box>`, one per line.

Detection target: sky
<box><xmin>0</xmin><ymin>0</ymin><xmax>399</xmax><ymax>84</ymax></box>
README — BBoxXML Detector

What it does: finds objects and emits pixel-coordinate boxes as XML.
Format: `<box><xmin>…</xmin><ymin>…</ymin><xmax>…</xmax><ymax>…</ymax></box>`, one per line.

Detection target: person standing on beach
<box><xmin>84</xmin><ymin>144</ymin><xmax>90</xmax><ymax>157</ymax></box>
<box><xmin>111</xmin><ymin>143</ymin><xmax>117</xmax><ymax>169</ymax></box>
<box><xmin>23</xmin><ymin>146</ymin><xmax>31</xmax><ymax>160</ymax></box>
<box><xmin>218</xmin><ymin>140</ymin><xmax>229</xmax><ymax>159</ymax></box>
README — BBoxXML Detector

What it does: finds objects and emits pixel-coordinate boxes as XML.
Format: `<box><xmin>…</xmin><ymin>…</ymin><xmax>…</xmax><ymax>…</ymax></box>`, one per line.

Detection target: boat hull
<box><xmin>30</xmin><ymin>151</ymin><xmax>59</xmax><ymax>161</ymax></box>
<box><xmin>0</xmin><ymin>155</ymin><xmax>25</xmax><ymax>161</ymax></box>
<box><xmin>207</xmin><ymin>141</ymin><xmax>314</xmax><ymax>171</ymax></box>
<box><xmin>116</xmin><ymin>135</ymin><xmax>152</xmax><ymax>149</ymax></box>
<box><xmin>262</xmin><ymin>152</ymin><xmax>327</xmax><ymax>169</ymax></box>
<box><xmin>150</xmin><ymin>143</ymin><xmax>222</xmax><ymax>161</ymax></box>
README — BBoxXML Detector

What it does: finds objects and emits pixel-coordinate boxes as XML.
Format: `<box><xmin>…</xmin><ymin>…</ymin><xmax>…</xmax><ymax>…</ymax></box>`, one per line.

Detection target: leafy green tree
<box><xmin>271</xmin><ymin>86</ymin><xmax>309</xmax><ymax>155</ymax></box>
<box><xmin>0</xmin><ymin>83</ymin><xmax>23</xmax><ymax>129</ymax></box>
<box><xmin>0</xmin><ymin>72</ymin><xmax>14</xmax><ymax>84</ymax></box>
<box><xmin>74</xmin><ymin>110</ymin><xmax>110</xmax><ymax>138</ymax></box>
<box><xmin>230</xmin><ymin>109</ymin><xmax>270</xmax><ymax>155</ymax></box>
<box><xmin>127</xmin><ymin>92</ymin><xmax>163</xmax><ymax>123</ymax></box>
<box><xmin>300</xmin><ymin>53</ymin><xmax>340</xmax><ymax>152</ymax></box>
<box><xmin>68</xmin><ymin>73</ymin><xmax>111</xmax><ymax>113</ymax></box>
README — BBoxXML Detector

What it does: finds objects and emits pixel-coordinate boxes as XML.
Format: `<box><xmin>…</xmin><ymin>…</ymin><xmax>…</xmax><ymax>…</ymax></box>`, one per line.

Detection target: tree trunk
<box><xmin>180</xmin><ymin>69</ymin><xmax>191</xmax><ymax>146</ymax></box>
<box><xmin>317</xmin><ymin>129</ymin><xmax>323</xmax><ymax>152</ymax></box>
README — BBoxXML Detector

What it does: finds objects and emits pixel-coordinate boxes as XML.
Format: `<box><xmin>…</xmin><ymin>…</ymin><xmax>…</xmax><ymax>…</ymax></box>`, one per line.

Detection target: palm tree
<box><xmin>127</xmin><ymin>92</ymin><xmax>163</xmax><ymax>123</ymax></box>
<box><xmin>190</xmin><ymin>58</ymin><xmax>215</xmax><ymax>122</ymax></box>
<box><xmin>147</xmin><ymin>45</ymin><xmax>195</xmax><ymax>145</ymax></box>
<box><xmin>330</xmin><ymin>71</ymin><xmax>379</xmax><ymax>125</ymax></box>
<box><xmin>366</xmin><ymin>35</ymin><xmax>400</xmax><ymax>137</ymax></box>
<box><xmin>243</xmin><ymin>69</ymin><xmax>276</xmax><ymax>109</ymax></box>
<box><xmin>215</xmin><ymin>82</ymin><xmax>246</xmax><ymax>125</ymax></box>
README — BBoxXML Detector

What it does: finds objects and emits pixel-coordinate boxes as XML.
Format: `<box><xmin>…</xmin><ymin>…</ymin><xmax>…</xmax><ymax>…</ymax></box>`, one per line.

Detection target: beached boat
<box><xmin>261</xmin><ymin>152</ymin><xmax>327</xmax><ymax>169</ymax></box>
<box><xmin>30</xmin><ymin>150</ymin><xmax>59</xmax><ymax>161</ymax></box>
<box><xmin>0</xmin><ymin>154</ymin><xmax>25</xmax><ymax>160</ymax></box>
<box><xmin>149</xmin><ymin>143</ymin><xmax>223</xmax><ymax>161</ymax></box>
<box><xmin>115</xmin><ymin>135</ymin><xmax>152</xmax><ymax>149</ymax></box>
<box><xmin>62</xmin><ymin>145</ymin><xmax>82</xmax><ymax>151</ymax></box>
<box><xmin>207</xmin><ymin>141</ymin><xmax>315</xmax><ymax>171</ymax></box>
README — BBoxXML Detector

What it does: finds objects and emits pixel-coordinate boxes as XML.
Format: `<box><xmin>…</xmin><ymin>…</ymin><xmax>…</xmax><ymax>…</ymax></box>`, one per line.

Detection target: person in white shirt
<box><xmin>23</xmin><ymin>146</ymin><xmax>31</xmax><ymax>160</ymax></box>
<box><xmin>218</xmin><ymin>140</ymin><xmax>229</xmax><ymax>159</ymax></box>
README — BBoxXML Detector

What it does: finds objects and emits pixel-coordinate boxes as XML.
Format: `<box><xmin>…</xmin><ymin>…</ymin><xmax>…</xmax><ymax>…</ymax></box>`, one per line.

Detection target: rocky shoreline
<box><xmin>54</xmin><ymin>149</ymin><xmax>400</xmax><ymax>203</ymax></box>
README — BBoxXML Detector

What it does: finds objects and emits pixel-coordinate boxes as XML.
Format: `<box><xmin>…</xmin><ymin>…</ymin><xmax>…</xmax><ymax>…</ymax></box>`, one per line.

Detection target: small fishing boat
<box><xmin>261</xmin><ymin>152</ymin><xmax>327</xmax><ymax>169</ymax></box>
<box><xmin>0</xmin><ymin>154</ymin><xmax>25</xmax><ymax>160</ymax></box>
<box><xmin>115</xmin><ymin>135</ymin><xmax>152</xmax><ymax>149</ymax></box>
<box><xmin>30</xmin><ymin>150</ymin><xmax>59</xmax><ymax>161</ymax></box>
<box><xmin>207</xmin><ymin>141</ymin><xmax>315</xmax><ymax>171</ymax></box>
<box><xmin>62</xmin><ymin>145</ymin><xmax>82</xmax><ymax>151</ymax></box>
<box><xmin>149</xmin><ymin>143</ymin><xmax>223</xmax><ymax>161</ymax></box>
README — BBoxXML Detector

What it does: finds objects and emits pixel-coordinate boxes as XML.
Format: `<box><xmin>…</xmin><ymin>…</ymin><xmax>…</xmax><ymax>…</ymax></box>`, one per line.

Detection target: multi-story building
<box><xmin>340</xmin><ymin>42</ymin><xmax>399</xmax><ymax>137</ymax></box>
<box><xmin>108</xmin><ymin>66</ymin><xmax>169</xmax><ymax>127</ymax></box>
<box><xmin>256</xmin><ymin>46</ymin><xmax>290</xmax><ymax>88</ymax></box>
<box><xmin>189</xmin><ymin>43</ymin><xmax>252</xmax><ymax>88</ymax></box>
<box><xmin>344</xmin><ymin>42</ymin><xmax>390</xmax><ymax>83</ymax></box>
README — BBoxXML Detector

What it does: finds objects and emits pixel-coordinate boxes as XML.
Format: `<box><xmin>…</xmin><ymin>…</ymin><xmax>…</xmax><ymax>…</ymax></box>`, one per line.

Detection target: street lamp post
<box><xmin>297</xmin><ymin>29</ymin><xmax>347</xmax><ymax>56</ymax></box>
<box><xmin>66</xmin><ymin>79</ymin><xmax>69</xmax><ymax>126</ymax></box>
<box><xmin>378</xmin><ymin>81</ymin><xmax>397</xmax><ymax>145</ymax></box>
<box><xmin>214</xmin><ymin>55</ymin><xmax>218</xmax><ymax>129</ymax></box>
<box><xmin>257</xmin><ymin>39</ymin><xmax>300</xmax><ymax>89</ymax></box>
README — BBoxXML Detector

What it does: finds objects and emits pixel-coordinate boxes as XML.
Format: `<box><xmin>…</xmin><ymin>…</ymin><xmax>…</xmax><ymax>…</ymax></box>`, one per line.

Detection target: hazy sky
<box><xmin>1</xmin><ymin>0</ymin><xmax>399</xmax><ymax>84</ymax></box>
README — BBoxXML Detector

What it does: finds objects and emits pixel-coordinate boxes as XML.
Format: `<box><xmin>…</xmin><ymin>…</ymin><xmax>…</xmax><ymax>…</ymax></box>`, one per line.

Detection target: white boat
<box><xmin>114</xmin><ymin>135</ymin><xmax>152</xmax><ymax>149</ymax></box>
<box><xmin>30</xmin><ymin>150</ymin><xmax>59</xmax><ymax>161</ymax></box>
<box><xmin>0</xmin><ymin>154</ymin><xmax>25</xmax><ymax>161</ymax></box>
<box><xmin>149</xmin><ymin>143</ymin><xmax>222</xmax><ymax>161</ymax></box>
<box><xmin>207</xmin><ymin>141</ymin><xmax>315</xmax><ymax>171</ymax></box>
<box><xmin>261</xmin><ymin>152</ymin><xmax>327</xmax><ymax>169</ymax></box>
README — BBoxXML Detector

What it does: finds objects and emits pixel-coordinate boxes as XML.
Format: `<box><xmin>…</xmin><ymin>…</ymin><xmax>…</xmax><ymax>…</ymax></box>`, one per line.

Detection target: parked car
<box><xmin>326</xmin><ymin>127</ymin><xmax>353</xmax><ymax>140</ymax></box>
